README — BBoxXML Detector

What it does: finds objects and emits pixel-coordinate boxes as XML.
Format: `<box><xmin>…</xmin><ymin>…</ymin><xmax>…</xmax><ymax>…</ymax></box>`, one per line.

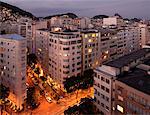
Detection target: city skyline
<box><xmin>2</xmin><ymin>0</ymin><xmax>150</xmax><ymax>19</ymax></box>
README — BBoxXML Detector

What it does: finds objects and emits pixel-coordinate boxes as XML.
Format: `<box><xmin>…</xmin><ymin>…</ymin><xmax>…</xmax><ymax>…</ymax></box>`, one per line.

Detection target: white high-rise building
<box><xmin>18</xmin><ymin>17</ymin><xmax>33</xmax><ymax>53</ymax></box>
<box><xmin>36</xmin><ymin>29</ymin><xmax>82</xmax><ymax>85</ymax></box>
<box><xmin>0</xmin><ymin>34</ymin><xmax>27</xmax><ymax>110</ymax></box>
<box><xmin>103</xmin><ymin>16</ymin><xmax>124</xmax><ymax>27</ymax></box>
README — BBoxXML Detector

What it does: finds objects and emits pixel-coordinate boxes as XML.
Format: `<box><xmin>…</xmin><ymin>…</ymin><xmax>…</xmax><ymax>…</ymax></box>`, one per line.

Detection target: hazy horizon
<box><xmin>1</xmin><ymin>0</ymin><xmax>150</xmax><ymax>19</ymax></box>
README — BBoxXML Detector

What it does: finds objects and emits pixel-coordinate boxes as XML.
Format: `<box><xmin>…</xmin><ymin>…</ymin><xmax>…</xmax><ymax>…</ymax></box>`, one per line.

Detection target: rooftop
<box><xmin>98</xmin><ymin>28</ymin><xmax>118</xmax><ymax>34</ymax></box>
<box><xmin>81</xmin><ymin>29</ymin><xmax>98</xmax><ymax>34</ymax></box>
<box><xmin>50</xmin><ymin>30</ymin><xmax>79</xmax><ymax>35</ymax></box>
<box><xmin>105</xmin><ymin>48</ymin><xmax>150</xmax><ymax>68</ymax></box>
<box><xmin>0</xmin><ymin>34</ymin><xmax>25</xmax><ymax>40</ymax></box>
<box><xmin>117</xmin><ymin>68</ymin><xmax>150</xmax><ymax>95</ymax></box>
<box><xmin>37</xmin><ymin>28</ymin><xmax>51</xmax><ymax>31</ymax></box>
<box><xmin>144</xmin><ymin>59</ymin><xmax>150</xmax><ymax>66</ymax></box>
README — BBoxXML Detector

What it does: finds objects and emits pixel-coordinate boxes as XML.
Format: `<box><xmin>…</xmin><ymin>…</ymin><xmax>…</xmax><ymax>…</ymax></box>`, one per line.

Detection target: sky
<box><xmin>2</xmin><ymin>0</ymin><xmax>150</xmax><ymax>19</ymax></box>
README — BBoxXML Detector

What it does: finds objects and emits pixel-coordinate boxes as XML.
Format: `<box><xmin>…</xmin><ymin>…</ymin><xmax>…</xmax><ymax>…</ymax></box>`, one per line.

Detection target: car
<box><xmin>46</xmin><ymin>97</ymin><xmax>52</xmax><ymax>103</ymax></box>
<box><xmin>59</xmin><ymin>96</ymin><xmax>63</xmax><ymax>99</ymax></box>
<box><xmin>32</xmin><ymin>78</ymin><xmax>38</xmax><ymax>85</ymax></box>
<box><xmin>45</xmin><ymin>92</ymin><xmax>49</xmax><ymax>97</ymax></box>
<box><xmin>5</xmin><ymin>100</ymin><xmax>10</xmax><ymax>105</ymax></box>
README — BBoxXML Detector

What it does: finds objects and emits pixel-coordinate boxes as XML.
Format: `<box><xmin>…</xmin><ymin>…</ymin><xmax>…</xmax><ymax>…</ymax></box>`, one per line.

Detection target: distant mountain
<box><xmin>130</xmin><ymin>18</ymin><xmax>141</xmax><ymax>22</ymax></box>
<box><xmin>92</xmin><ymin>15</ymin><xmax>109</xmax><ymax>19</ymax></box>
<box><xmin>0</xmin><ymin>1</ymin><xmax>36</xmax><ymax>19</ymax></box>
<box><xmin>44</xmin><ymin>13</ymin><xmax>78</xmax><ymax>19</ymax></box>
<box><xmin>114</xmin><ymin>13</ymin><xmax>122</xmax><ymax>18</ymax></box>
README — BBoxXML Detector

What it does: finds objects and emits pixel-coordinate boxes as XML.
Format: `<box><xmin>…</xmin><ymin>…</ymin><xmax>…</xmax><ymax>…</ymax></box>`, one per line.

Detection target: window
<box><xmin>101</xmin><ymin>85</ymin><xmax>105</xmax><ymax>90</ymax></box>
<box><xmin>77</xmin><ymin>56</ymin><xmax>80</xmax><ymax>59</ymax></box>
<box><xmin>98</xmin><ymin>92</ymin><xmax>100</xmax><ymax>96</ymax></box>
<box><xmin>98</xmin><ymin>75</ymin><xmax>100</xmax><ymax>79</ymax></box>
<box><xmin>97</xmin><ymin>100</ymin><xmax>100</xmax><ymax>104</ymax></box>
<box><xmin>106</xmin><ymin>88</ymin><xmax>110</xmax><ymax>93</ymax></box>
<box><xmin>118</xmin><ymin>95</ymin><xmax>124</xmax><ymax>101</ymax></box>
<box><xmin>101</xmin><ymin>76</ymin><xmax>105</xmax><ymax>81</ymax></box>
<box><xmin>84</xmin><ymin>34</ymin><xmax>88</xmax><ymax>38</ymax></box>
<box><xmin>101</xmin><ymin>94</ymin><xmax>105</xmax><ymax>99</ymax></box>
<box><xmin>117</xmin><ymin>105</ymin><xmax>124</xmax><ymax>113</ymax></box>
<box><xmin>77</xmin><ymin>67</ymin><xmax>81</xmax><ymax>70</ymax></box>
<box><xmin>101</xmin><ymin>103</ymin><xmax>104</xmax><ymax>107</ymax></box>
<box><xmin>106</xmin><ymin>106</ymin><xmax>109</xmax><ymax>111</ymax></box>
<box><xmin>106</xmin><ymin>97</ymin><xmax>109</xmax><ymax>102</ymax></box>
<box><xmin>72</xmin><ymin>69</ymin><xmax>75</xmax><ymax>72</ymax></box>
<box><xmin>63</xmin><ymin>47</ymin><xmax>70</xmax><ymax>50</ymax></box>
<box><xmin>106</xmin><ymin>79</ymin><xmax>110</xmax><ymax>84</ymax></box>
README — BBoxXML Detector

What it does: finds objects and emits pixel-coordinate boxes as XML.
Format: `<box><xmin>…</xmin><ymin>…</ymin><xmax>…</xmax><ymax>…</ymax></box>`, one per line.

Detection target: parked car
<box><xmin>46</xmin><ymin>97</ymin><xmax>52</xmax><ymax>103</ymax></box>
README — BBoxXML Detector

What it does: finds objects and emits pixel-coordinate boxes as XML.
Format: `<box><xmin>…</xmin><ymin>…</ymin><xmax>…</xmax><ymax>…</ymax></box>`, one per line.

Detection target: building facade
<box><xmin>0</xmin><ymin>34</ymin><xmax>27</xmax><ymax>110</ymax></box>
<box><xmin>81</xmin><ymin>30</ymin><xmax>101</xmax><ymax>73</ymax></box>
<box><xmin>93</xmin><ymin>48</ymin><xmax>150</xmax><ymax>115</ymax></box>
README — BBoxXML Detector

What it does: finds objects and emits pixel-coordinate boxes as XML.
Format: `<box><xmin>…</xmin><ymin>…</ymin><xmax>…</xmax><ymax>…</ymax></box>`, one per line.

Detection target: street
<box><xmin>22</xmin><ymin>88</ymin><xmax>93</xmax><ymax>115</ymax></box>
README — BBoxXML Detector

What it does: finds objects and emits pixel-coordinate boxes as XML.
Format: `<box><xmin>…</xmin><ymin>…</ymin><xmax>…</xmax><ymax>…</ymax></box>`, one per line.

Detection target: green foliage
<box><xmin>63</xmin><ymin>69</ymin><xmax>94</xmax><ymax>93</ymax></box>
<box><xmin>27</xmin><ymin>53</ymin><xmax>38</xmax><ymax>66</ymax></box>
<box><xmin>0</xmin><ymin>1</ymin><xmax>36</xmax><ymax>19</ymax></box>
<box><xmin>0</xmin><ymin>84</ymin><xmax>10</xmax><ymax>100</ymax></box>
<box><xmin>92</xmin><ymin>15</ymin><xmax>109</xmax><ymax>19</ymax></box>
<box><xmin>44</xmin><ymin>13</ymin><xmax>78</xmax><ymax>19</ymax></box>
<box><xmin>64</xmin><ymin>98</ymin><xmax>97</xmax><ymax>115</ymax></box>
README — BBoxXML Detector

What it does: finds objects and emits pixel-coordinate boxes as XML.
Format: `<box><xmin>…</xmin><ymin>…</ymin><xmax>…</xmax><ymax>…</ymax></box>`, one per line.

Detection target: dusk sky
<box><xmin>2</xmin><ymin>0</ymin><xmax>150</xmax><ymax>19</ymax></box>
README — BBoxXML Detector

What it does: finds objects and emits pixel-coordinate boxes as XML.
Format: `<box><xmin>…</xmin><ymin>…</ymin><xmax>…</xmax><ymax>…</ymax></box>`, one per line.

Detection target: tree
<box><xmin>26</xmin><ymin>87</ymin><xmax>39</xmax><ymax>109</ymax></box>
<box><xmin>27</xmin><ymin>53</ymin><xmax>38</xmax><ymax>66</ymax></box>
<box><xmin>114</xmin><ymin>13</ymin><xmax>122</xmax><ymax>18</ymax></box>
<box><xmin>0</xmin><ymin>84</ymin><xmax>10</xmax><ymax>101</ymax></box>
<box><xmin>63</xmin><ymin>69</ymin><xmax>94</xmax><ymax>93</ymax></box>
<box><xmin>34</xmin><ymin>67</ymin><xmax>40</xmax><ymax>75</ymax></box>
<box><xmin>92</xmin><ymin>15</ymin><xmax>109</xmax><ymax>19</ymax></box>
<box><xmin>64</xmin><ymin>97</ymin><xmax>98</xmax><ymax>115</ymax></box>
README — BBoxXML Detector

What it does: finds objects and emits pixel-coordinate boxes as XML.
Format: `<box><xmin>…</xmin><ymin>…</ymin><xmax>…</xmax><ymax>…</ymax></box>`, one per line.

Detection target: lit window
<box><xmin>96</xmin><ymin>61</ymin><xmax>98</xmax><ymax>65</ymax></box>
<box><xmin>84</xmin><ymin>34</ymin><xmax>88</xmax><ymax>38</ymax></box>
<box><xmin>4</xmin><ymin>66</ymin><xmax>6</xmax><ymax>70</ymax></box>
<box><xmin>92</xmin><ymin>33</ymin><xmax>96</xmax><ymax>37</ymax></box>
<box><xmin>103</xmin><ymin>55</ymin><xmax>107</xmax><ymax>59</ymax></box>
<box><xmin>105</xmin><ymin>50</ymin><xmax>109</xmax><ymax>54</ymax></box>
<box><xmin>38</xmin><ymin>48</ymin><xmax>42</xmax><ymax>52</ymax></box>
<box><xmin>64</xmin><ymin>54</ymin><xmax>69</xmax><ymax>56</ymax></box>
<box><xmin>96</xmin><ymin>33</ymin><xmax>99</xmax><ymax>37</ymax></box>
<box><xmin>88</xmin><ymin>39</ymin><xmax>92</xmax><ymax>43</ymax></box>
<box><xmin>117</xmin><ymin>105</ymin><xmax>124</xmax><ymax>113</ymax></box>
<box><xmin>88</xmin><ymin>48</ymin><xmax>92</xmax><ymax>53</ymax></box>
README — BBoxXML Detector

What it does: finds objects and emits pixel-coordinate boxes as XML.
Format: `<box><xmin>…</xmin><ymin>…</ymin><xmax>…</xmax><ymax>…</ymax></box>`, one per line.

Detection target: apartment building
<box><xmin>18</xmin><ymin>17</ymin><xmax>33</xmax><ymax>54</ymax></box>
<box><xmin>99</xmin><ymin>26</ymin><xmax>141</xmax><ymax>63</ymax></box>
<box><xmin>48</xmin><ymin>30</ymin><xmax>82</xmax><ymax>84</ymax></box>
<box><xmin>81</xmin><ymin>29</ymin><xmax>101</xmax><ymax>73</ymax></box>
<box><xmin>103</xmin><ymin>16</ymin><xmax>124</xmax><ymax>27</ymax></box>
<box><xmin>0</xmin><ymin>34</ymin><xmax>27</xmax><ymax>110</ymax></box>
<box><xmin>35</xmin><ymin>25</ymin><xmax>142</xmax><ymax>86</ymax></box>
<box><xmin>50</xmin><ymin>15</ymin><xmax>74</xmax><ymax>29</ymax></box>
<box><xmin>138</xmin><ymin>23</ymin><xmax>150</xmax><ymax>46</ymax></box>
<box><xmin>80</xmin><ymin>17</ymin><xmax>91</xmax><ymax>29</ymax></box>
<box><xmin>94</xmin><ymin>48</ymin><xmax>150</xmax><ymax>115</ymax></box>
<box><xmin>91</xmin><ymin>18</ymin><xmax>103</xmax><ymax>28</ymax></box>
<box><xmin>115</xmin><ymin>65</ymin><xmax>150</xmax><ymax>115</ymax></box>
<box><xmin>36</xmin><ymin>29</ymin><xmax>82</xmax><ymax>85</ymax></box>
<box><xmin>35</xmin><ymin>28</ymin><xmax>49</xmax><ymax>73</ymax></box>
